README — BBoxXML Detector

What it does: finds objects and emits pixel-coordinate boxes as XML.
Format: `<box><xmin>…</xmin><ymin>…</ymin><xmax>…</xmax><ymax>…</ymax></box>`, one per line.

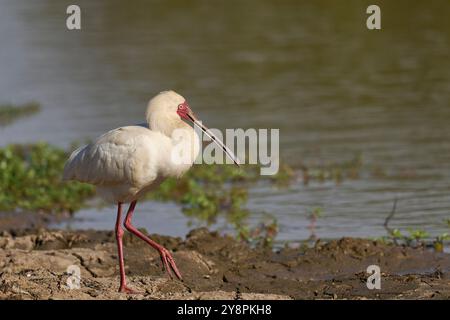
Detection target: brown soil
<box><xmin>1</xmin><ymin>228</ymin><xmax>450</xmax><ymax>300</ymax></box>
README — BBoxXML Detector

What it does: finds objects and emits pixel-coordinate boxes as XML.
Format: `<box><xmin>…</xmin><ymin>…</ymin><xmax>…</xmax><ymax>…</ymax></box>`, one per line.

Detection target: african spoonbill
<box><xmin>63</xmin><ymin>90</ymin><xmax>239</xmax><ymax>293</ymax></box>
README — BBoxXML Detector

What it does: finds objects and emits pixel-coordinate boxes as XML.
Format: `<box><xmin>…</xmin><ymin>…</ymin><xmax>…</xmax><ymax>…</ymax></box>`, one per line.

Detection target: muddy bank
<box><xmin>0</xmin><ymin>211</ymin><xmax>68</xmax><ymax>231</ymax></box>
<box><xmin>1</xmin><ymin>228</ymin><xmax>450</xmax><ymax>300</ymax></box>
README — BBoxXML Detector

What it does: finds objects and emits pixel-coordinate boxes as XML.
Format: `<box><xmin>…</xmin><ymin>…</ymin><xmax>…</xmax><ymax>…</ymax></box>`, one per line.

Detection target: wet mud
<box><xmin>1</xmin><ymin>228</ymin><xmax>449</xmax><ymax>299</ymax></box>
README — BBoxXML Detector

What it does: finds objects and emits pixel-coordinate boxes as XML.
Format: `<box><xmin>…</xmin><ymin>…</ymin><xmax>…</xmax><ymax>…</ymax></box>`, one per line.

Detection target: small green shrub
<box><xmin>0</xmin><ymin>143</ymin><xmax>94</xmax><ymax>214</ymax></box>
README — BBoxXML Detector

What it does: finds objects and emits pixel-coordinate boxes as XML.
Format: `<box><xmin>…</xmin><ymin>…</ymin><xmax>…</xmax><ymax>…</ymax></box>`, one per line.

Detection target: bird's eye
<box><xmin>178</xmin><ymin>105</ymin><xmax>183</xmax><ymax>110</ymax></box>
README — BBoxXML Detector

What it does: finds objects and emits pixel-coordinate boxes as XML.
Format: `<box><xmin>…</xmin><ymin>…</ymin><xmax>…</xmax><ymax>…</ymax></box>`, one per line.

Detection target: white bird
<box><xmin>63</xmin><ymin>90</ymin><xmax>239</xmax><ymax>293</ymax></box>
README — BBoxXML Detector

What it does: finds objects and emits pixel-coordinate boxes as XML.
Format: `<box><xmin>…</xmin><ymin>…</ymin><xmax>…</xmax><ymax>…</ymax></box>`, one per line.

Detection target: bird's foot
<box><xmin>159</xmin><ymin>247</ymin><xmax>183</xmax><ymax>280</ymax></box>
<box><xmin>118</xmin><ymin>285</ymin><xmax>142</xmax><ymax>294</ymax></box>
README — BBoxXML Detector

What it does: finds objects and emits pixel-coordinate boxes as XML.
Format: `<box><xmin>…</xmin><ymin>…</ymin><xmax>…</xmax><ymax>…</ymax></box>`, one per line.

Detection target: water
<box><xmin>1</xmin><ymin>0</ymin><xmax>450</xmax><ymax>241</ymax></box>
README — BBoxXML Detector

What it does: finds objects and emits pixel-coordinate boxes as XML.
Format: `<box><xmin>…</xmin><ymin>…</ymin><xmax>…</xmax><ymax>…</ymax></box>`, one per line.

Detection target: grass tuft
<box><xmin>0</xmin><ymin>143</ymin><xmax>94</xmax><ymax>214</ymax></box>
<box><xmin>0</xmin><ymin>102</ymin><xmax>41</xmax><ymax>126</ymax></box>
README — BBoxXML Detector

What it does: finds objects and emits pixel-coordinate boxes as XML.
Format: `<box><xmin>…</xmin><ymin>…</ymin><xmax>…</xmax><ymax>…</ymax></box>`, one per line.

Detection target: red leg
<box><xmin>124</xmin><ymin>200</ymin><xmax>182</xmax><ymax>280</ymax></box>
<box><xmin>115</xmin><ymin>202</ymin><xmax>138</xmax><ymax>293</ymax></box>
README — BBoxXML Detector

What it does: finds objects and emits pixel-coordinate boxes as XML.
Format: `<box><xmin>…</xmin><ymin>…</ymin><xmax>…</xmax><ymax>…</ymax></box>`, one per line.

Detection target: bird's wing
<box><xmin>63</xmin><ymin>126</ymin><xmax>166</xmax><ymax>186</ymax></box>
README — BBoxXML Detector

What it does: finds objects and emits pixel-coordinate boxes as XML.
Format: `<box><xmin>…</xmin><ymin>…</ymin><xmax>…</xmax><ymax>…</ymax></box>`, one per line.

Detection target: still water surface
<box><xmin>1</xmin><ymin>1</ymin><xmax>450</xmax><ymax>241</ymax></box>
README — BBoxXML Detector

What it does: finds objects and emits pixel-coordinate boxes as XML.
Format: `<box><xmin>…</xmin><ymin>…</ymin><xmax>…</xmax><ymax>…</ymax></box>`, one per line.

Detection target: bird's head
<box><xmin>146</xmin><ymin>90</ymin><xmax>240</xmax><ymax>166</ymax></box>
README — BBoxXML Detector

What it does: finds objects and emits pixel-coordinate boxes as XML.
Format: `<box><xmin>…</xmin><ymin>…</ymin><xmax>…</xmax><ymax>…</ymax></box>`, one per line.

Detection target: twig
<box><xmin>384</xmin><ymin>198</ymin><xmax>398</xmax><ymax>244</ymax></box>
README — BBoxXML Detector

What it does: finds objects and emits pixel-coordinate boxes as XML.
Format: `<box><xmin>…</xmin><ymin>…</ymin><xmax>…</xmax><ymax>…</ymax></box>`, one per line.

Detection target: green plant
<box><xmin>300</xmin><ymin>154</ymin><xmax>363</xmax><ymax>185</ymax></box>
<box><xmin>0</xmin><ymin>143</ymin><xmax>95</xmax><ymax>214</ymax></box>
<box><xmin>270</xmin><ymin>163</ymin><xmax>296</xmax><ymax>186</ymax></box>
<box><xmin>434</xmin><ymin>232</ymin><xmax>450</xmax><ymax>252</ymax></box>
<box><xmin>309</xmin><ymin>207</ymin><xmax>323</xmax><ymax>220</ymax></box>
<box><xmin>0</xmin><ymin>102</ymin><xmax>40</xmax><ymax>126</ymax></box>
<box><xmin>397</xmin><ymin>228</ymin><xmax>429</xmax><ymax>247</ymax></box>
<box><xmin>391</xmin><ymin>228</ymin><xmax>404</xmax><ymax>240</ymax></box>
<box><xmin>444</xmin><ymin>219</ymin><xmax>450</xmax><ymax>228</ymax></box>
<box><xmin>147</xmin><ymin>164</ymin><xmax>257</xmax><ymax>225</ymax></box>
<box><xmin>406</xmin><ymin>228</ymin><xmax>429</xmax><ymax>241</ymax></box>
<box><xmin>236</xmin><ymin>218</ymin><xmax>278</xmax><ymax>248</ymax></box>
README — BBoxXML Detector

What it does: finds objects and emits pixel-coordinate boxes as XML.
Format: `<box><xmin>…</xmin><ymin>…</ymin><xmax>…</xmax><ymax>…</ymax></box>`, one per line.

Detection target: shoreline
<box><xmin>0</xmin><ymin>211</ymin><xmax>72</xmax><ymax>233</ymax></box>
<box><xmin>1</xmin><ymin>227</ymin><xmax>450</xmax><ymax>299</ymax></box>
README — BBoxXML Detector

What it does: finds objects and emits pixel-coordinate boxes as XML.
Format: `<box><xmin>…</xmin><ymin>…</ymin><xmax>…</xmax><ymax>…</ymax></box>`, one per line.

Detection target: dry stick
<box><xmin>384</xmin><ymin>198</ymin><xmax>398</xmax><ymax>244</ymax></box>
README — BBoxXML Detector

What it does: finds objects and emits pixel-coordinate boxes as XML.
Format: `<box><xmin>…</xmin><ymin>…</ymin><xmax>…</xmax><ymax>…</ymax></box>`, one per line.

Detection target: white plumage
<box><xmin>63</xmin><ymin>91</ymin><xmax>199</xmax><ymax>203</ymax></box>
<box><xmin>61</xmin><ymin>90</ymin><xmax>238</xmax><ymax>293</ymax></box>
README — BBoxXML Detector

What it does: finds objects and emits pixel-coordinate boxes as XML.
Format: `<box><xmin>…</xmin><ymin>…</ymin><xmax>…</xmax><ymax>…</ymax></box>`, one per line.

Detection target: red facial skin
<box><xmin>176</xmin><ymin>101</ymin><xmax>193</xmax><ymax>121</ymax></box>
<box><xmin>176</xmin><ymin>100</ymin><xmax>240</xmax><ymax>167</ymax></box>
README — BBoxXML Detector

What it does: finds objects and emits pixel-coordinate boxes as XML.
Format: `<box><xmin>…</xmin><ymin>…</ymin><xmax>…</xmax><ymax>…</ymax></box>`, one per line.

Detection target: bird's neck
<box><xmin>149</xmin><ymin>114</ymin><xmax>188</xmax><ymax>137</ymax></box>
<box><xmin>162</xmin><ymin>125</ymin><xmax>201</xmax><ymax>178</ymax></box>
